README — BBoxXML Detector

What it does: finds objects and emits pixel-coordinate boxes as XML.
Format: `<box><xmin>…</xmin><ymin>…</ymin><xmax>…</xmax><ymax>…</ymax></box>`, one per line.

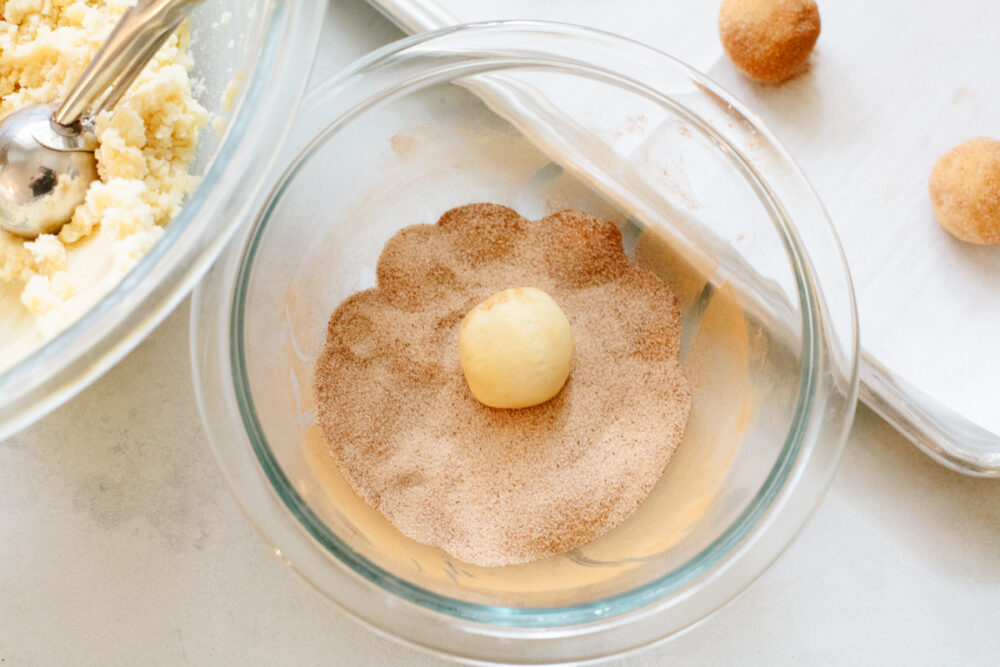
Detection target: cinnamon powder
<box><xmin>313</xmin><ymin>204</ymin><xmax>691</xmax><ymax>566</ymax></box>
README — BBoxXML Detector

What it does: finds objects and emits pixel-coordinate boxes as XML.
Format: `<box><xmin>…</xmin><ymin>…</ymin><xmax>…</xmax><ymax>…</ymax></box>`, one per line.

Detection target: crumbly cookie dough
<box><xmin>0</xmin><ymin>1</ymin><xmax>207</xmax><ymax>369</ymax></box>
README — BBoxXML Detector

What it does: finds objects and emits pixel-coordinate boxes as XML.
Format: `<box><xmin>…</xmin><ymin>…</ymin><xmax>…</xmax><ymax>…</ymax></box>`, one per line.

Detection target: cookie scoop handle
<box><xmin>51</xmin><ymin>0</ymin><xmax>203</xmax><ymax>130</ymax></box>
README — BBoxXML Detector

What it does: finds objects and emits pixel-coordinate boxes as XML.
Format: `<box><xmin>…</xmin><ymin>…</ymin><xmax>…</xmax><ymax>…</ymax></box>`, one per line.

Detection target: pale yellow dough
<box><xmin>0</xmin><ymin>0</ymin><xmax>207</xmax><ymax>370</ymax></box>
<box><xmin>458</xmin><ymin>287</ymin><xmax>574</xmax><ymax>409</ymax></box>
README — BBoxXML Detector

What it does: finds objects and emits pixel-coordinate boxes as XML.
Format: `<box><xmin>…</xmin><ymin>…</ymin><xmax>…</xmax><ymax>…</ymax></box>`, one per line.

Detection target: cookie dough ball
<box><xmin>929</xmin><ymin>137</ymin><xmax>1000</xmax><ymax>245</ymax></box>
<box><xmin>459</xmin><ymin>287</ymin><xmax>573</xmax><ymax>409</ymax></box>
<box><xmin>719</xmin><ymin>0</ymin><xmax>821</xmax><ymax>84</ymax></box>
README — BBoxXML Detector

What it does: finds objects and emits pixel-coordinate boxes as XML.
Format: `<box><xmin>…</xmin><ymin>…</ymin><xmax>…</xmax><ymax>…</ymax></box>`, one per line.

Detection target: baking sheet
<box><xmin>384</xmin><ymin>0</ymin><xmax>1000</xmax><ymax>435</ymax></box>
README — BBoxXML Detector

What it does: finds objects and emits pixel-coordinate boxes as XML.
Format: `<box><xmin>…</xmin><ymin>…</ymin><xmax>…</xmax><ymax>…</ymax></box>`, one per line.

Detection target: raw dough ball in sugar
<box><xmin>929</xmin><ymin>137</ymin><xmax>1000</xmax><ymax>245</ymax></box>
<box><xmin>719</xmin><ymin>0</ymin><xmax>821</xmax><ymax>84</ymax></box>
<box><xmin>459</xmin><ymin>287</ymin><xmax>574</xmax><ymax>409</ymax></box>
<box><xmin>314</xmin><ymin>204</ymin><xmax>691</xmax><ymax>566</ymax></box>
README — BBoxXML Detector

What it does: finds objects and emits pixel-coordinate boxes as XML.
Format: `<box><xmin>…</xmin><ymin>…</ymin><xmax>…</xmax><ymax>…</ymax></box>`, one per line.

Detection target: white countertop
<box><xmin>3</xmin><ymin>3</ymin><xmax>999</xmax><ymax>664</ymax></box>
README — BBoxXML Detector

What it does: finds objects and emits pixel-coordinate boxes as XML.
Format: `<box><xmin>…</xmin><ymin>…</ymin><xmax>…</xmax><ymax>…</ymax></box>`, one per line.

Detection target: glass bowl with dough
<box><xmin>0</xmin><ymin>0</ymin><xmax>326</xmax><ymax>438</ymax></box>
<box><xmin>192</xmin><ymin>22</ymin><xmax>858</xmax><ymax>665</ymax></box>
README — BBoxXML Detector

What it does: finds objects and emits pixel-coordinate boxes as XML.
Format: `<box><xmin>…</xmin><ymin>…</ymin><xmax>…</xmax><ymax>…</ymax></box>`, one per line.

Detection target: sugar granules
<box><xmin>313</xmin><ymin>204</ymin><xmax>691</xmax><ymax>566</ymax></box>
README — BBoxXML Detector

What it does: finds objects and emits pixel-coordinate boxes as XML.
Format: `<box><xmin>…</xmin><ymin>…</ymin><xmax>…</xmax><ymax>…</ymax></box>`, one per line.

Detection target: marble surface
<box><xmin>2</xmin><ymin>2</ymin><xmax>1000</xmax><ymax>665</ymax></box>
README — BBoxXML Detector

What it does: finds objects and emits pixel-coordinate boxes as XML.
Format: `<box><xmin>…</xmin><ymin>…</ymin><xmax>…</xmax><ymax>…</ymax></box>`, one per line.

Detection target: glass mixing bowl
<box><xmin>192</xmin><ymin>22</ymin><xmax>858</xmax><ymax>664</ymax></box>
<box><xmin>0</xmin><ymin>0</ymin><xmax>326</xmax><ymax>439</ymax></box>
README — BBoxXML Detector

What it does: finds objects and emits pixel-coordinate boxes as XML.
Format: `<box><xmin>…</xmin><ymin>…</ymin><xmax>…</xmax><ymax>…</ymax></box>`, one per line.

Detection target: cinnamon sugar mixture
<box><xmin>313</xmin><ymin>204</ymin><xmax>691</xmax><ymax>566</ymax></box>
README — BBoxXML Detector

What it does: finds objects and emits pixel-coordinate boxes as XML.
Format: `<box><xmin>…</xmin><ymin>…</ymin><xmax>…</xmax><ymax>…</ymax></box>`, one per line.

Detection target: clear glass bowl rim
<box><xmin>0</xmin><ymin>0</ymin><xmax>327</xmax><ymax>440</ymax></box>
<box><xmin>193</xmin><ymin>20</ymin><xmax>859</xmax><ymax>664</ymax></box>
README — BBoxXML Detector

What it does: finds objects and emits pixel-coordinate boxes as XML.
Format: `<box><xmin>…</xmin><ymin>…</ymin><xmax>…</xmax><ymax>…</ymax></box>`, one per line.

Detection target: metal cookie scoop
<box><xmin>0</xmin><ymin>0</ymin><xmax>202</xmax><ymax>239</ymax></box>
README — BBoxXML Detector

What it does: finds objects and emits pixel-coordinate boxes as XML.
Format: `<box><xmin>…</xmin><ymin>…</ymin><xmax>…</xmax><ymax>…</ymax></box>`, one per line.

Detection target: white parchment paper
<box><xmin>422</xmin><ymin>0</ymin><xmax>1000</xmax><ymax>433</ymax></box>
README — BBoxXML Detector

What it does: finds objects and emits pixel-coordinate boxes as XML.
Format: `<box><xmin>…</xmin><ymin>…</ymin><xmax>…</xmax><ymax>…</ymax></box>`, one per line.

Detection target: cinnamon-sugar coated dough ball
<box><xmin>459</xmin><ymin>287</ymin><xmax>574</xmax><ymax>409</ymax></box>
<box><xmin>718</xmin><ymin>0</ymin><xmax>821</xmax><ymax>84</ymax></box>
<box><xmin>929</xmin><ymin>137</ymin><xmax>1000</xmax><ymax>245</ymax></box>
